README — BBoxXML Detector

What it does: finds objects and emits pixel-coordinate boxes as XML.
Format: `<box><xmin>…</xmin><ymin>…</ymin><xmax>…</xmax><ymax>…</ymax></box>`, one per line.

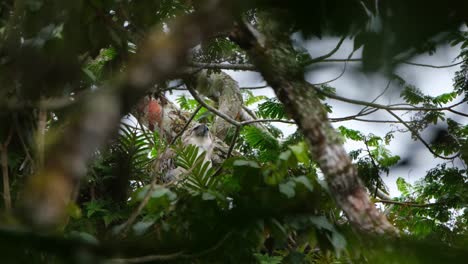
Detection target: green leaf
<box><xmin>288</xmin><ymin>142</ymin><xmax>310</xmax><ymax>166</ymax></box>
<box><xmin>309</xmin><ymin>216</ymin><xmax>346</xmax><ymax>252</ymax></box>
<box><xmin>66</xmin><ymin>202</ymin><xmax>82</xmax><ymax>219</ymax></box>
<box><xmin>69</xmin><ymin>231</ymin><xmax>99</xmax><ymax>246</ymax></box>
<box><xmin>132</xmin><ymin>220</ymin><xmax>155</xmax><ymax>236</ymax></box>
<box><xmin>254</xmin><ymin>253</ymin><xmax>283</xmax><ymax>264</ymax></box>
<box><xmin>233</xmin><ymin>160</ymin><xmax>261</xmax><ymax>168</ymax></box>
<box><xmin>257</xmin><ymin>98</ymin><xmax>286</xmax><ymax>119</ymax></box>
<box><xmin>202</xmin><ymin>192</ymin><xmax>216</xmax><ymax>200</ymax></box>
<box><xmin>84</xmin><ymin>200</ymin><xmax>109</xmax><ymax>218</ymax></box>
<box><xmin>233</xmin><ymin>159</ymin><xmax>263</xmax><ymax>188</ymax></box>
<box><xmin>242</xmin><ymin>90</ymin><xmax>267</xmax><ymax>106</ymax></box>
<box><xmin>432</xmin><ymin>92</ymin><xmax>457</xmax><ymax>105</ymax></box>
<box><xmin>396</xmin><ymin>177</ymin><xmax>412</xmax><ymax>196</ymax></box>
<box><xmin>338</xmin><ymin>126</ymin><xmax>364</xmax><ymax>141</ymax></box>
<box><xmin>279</xmin><ymin>181</ymin><xmax>296</xmax><ymax>198</ymax></box>
<box><xmin>401</xmin><ymin>85</ymin><xmax>426</xmax><ymax>104</ymax></box>
<box><xmin>293</xmin><ymin>176</ymin><xmax>314</xmax><ymax>192</ymax></box>
<box><xmin>135</xmin><ymin>185</ymin><xmax>177</xmax><ymax>201</ymax></box>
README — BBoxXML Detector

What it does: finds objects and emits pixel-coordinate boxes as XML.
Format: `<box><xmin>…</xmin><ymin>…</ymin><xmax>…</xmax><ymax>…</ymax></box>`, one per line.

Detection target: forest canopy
<box><xmin>0</xmin><ymin>0</ymin><xmax>467</xmax><ymax>263</ymax></box>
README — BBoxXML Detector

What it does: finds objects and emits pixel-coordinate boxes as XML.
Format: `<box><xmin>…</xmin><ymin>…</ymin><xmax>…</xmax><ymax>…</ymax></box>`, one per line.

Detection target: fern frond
<box><xmin>117</xmin><ymin>123</ymin><xmax>153</xmax><ymax>175</ymax></box>
<box><xmin>175</xmin><ymin>144</ymin><xmax>219</xmax><ymax>193</ymax></box>
<box><xmin>243</xmin><ymin>126</ymin><xmax>280</xmax><ymax>151</ymax></box>
<box><xmin>257</xmin><ymin>98</ymin><xmax>286</xmax><ymax>119</ymax></box>
<box><xmin>242</xmin><ymin>126</ymin><xmax>280</xmax><ymax>162</ymax></box>
<box><xmin>242</xmin><ymin>90</ymin><xmax>268</xmax><ymax>106</ymax></box>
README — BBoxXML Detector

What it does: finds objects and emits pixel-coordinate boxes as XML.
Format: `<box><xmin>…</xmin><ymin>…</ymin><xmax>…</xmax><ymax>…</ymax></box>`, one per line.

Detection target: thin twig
<box><xmin>315</xmin><ymin>86</ymin><xmax>468</xmax><ymax>112</ymax></box>
<box><xmin>13</xmin><ymin>115</ymin><xmax>35</xmax><ymax>173</ymax></box>
<box><xmin>331</xmin><ymin>118</ymin><xmax>416</xmax><ymax>124</ymax></box>
<box><xmin>386</xmin><ymin>109</ymin><xmax>459</xmax><ymax>160</ymax></box>
<box><xmin>358</xmin><ymin>79</ymin><xmax>392</xmax><ymax>115</ymax></box>
<box><xmin>329</xmin><ymin>108</ymin><xmax>379</xmax><ymax>122</ymax></box>
<box><xmin>187</xmin><ymin>59</ymin><xmax>466</xmax><ymax>72</ymax></box>
<box><xmin>241</xmin><ymin>119</ymin><xmax>295</xmax><ymax>125</ymax></box>
<box><xmin>170</xmin><ymin>105</ymin><xmax>202</xmax><ymax>145</ymax></box>
<box><xmin>226</xmin><ymin>126</ymin><xmax>240</xmax><ymax>159</ymax></box>
<box><xmin>239</xmin><ymin>85</ymin><xmax>269</xmax><ymax>90</ymax></box>
<box><xmin>36</xmin><ymin>108</ymin><xmax>47</xmax><ymax>168</ymax></box>
<box><xmin>448</xmin><ymin>108</ymin><xmax>468</xmax><ymax>117</ymax></box>
<box><xmin>186</xmin><ymin>85</ymin><xmax>240</xmax><ymax>126</ymax></box>
<box><xmin>377</xmin><ymin>199</ymin><xmax>440</xmax><ymax>208</ymax></box>
<box><xmin>318</xmin><ymin>58</ymin><xmax>466</xmax><ymax>69</ymax></box>
<box><xmin>305</xmin><ymin>35</ymin><xmax>347</xmax><ymax>65</ymax></box>
<box><xmin>311</xmin><ymin>49</ymin><xmax>356</xmax><ymax>86</ymax></box>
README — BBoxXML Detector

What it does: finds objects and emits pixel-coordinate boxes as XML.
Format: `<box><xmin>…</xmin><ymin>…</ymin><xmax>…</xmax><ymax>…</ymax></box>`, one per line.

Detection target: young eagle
<box><xmin>160</xmin><ymin>123</ymin><xmax>214</xmax><ymax>183</ymax></box>
<box><xmin>181</xmin><ymin>123</ymin><xmax>214</xmax><ymax>162</ymax></box>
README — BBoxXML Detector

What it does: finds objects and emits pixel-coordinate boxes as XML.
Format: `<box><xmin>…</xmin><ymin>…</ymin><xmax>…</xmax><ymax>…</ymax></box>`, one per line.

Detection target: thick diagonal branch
<box><xmin>230</xmin><ymin>21</ymin><xmax>397</xmax><ymax>235</ymax></box>
<box><xmin>20</xmin><ymin>1</ymin><xmax>236</xmax><ymax>229</ymax></box>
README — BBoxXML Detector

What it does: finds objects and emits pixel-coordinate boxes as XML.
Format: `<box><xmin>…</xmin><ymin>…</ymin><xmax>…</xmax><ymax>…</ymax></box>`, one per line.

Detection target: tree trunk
<box><xmin>229</xmin><ymin>20</ymin><xmax>397</xmax><ymax>235</ymax></box>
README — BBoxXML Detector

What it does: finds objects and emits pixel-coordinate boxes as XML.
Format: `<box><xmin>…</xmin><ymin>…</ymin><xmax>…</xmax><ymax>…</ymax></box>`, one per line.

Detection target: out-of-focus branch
<box><xmin>110</xmin><ymin>231</ymin><xmax>233</xmax><ymax>263</ymax></box>
<box><xmin>20</xmin><ymin>0</ymin><xmax>237</xmax><ymax>229</ymax></box>
<box><xmin>0</xmin><ymin>127</ymin><xmax>13</xmax><ymax>212</ymax></box>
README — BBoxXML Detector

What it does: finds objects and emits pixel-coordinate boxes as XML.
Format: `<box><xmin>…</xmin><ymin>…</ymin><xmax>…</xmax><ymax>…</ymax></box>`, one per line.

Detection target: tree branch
<box><xmin>305</xmin><ymin>35</ymin><xmax>347</xmax><ymax>65</ymax></box>
<box><xmin>386</xmin><ymin>109</ymin><xmax>459</xmax><ymax>160</ymax></box>
<box><xmin>377</xmin><ymin>199</ymin><xmax>440</xmax><ymax>208</ymax></box>
<box><xmin>170</xmin><ymin>105</ymin><xmax>202</xmax><ymax>145</ymax></box>
<box><xmin>316</xmin><ymin>87</ymin><xmax>467</xmax><ymax>112</ymax></box>
<box><xmin>186</xmin><ymin>85</ymin><xmax>241</xmax><ymax>127</ymax></box>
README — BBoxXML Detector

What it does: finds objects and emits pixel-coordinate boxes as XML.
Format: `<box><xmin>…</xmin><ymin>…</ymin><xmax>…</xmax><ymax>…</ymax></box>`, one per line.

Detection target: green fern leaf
<box><xmin>257</xmin><ymin>98</ymin><xmax>286</xmax><ymax>119</ymax></box>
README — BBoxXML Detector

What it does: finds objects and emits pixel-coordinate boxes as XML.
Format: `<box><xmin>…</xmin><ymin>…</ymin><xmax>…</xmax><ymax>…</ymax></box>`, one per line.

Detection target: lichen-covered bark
<box><xmin>194</xmin><ymin>71</ymin><xmax>243</xmax><ymax>140</ymax></box>
<box><xmin>230</xmin><ymin>21</ymin><xmax>397</xmax><ymax>235</ymax></box>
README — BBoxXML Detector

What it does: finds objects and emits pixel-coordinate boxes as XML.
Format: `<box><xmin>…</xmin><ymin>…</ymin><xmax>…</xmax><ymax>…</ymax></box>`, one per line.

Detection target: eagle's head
<box><xmin>181</xmin><ymin>123</ymin><xmax>214</xmax><ymax>160</ymax></box>
<box><xmin>192</xmin><ymin>123</ymin><xmax>210</xmax><ymax>137</ymax></box>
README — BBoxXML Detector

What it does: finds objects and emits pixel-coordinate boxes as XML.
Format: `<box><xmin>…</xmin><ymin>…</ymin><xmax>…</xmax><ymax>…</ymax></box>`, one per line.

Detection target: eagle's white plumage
<box><xmin>181</xmin><ymin>123</ymin><xmax>214</xmax><ymax>162</ymax></box>
<box><xmin>161</xmin><ymin>123</ymin><xmax>214</xmax><ymax>183</ymax></box>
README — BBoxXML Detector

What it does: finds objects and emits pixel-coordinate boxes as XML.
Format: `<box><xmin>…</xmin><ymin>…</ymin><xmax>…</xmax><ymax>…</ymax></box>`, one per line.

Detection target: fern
<box><xmin>242</xmin><ymin>90</ymin><xmax>267</xmax><ymax>106</ymax></box>
<box><xmin>117</xmin><ymin>123</ymin><xmax>153</xmax><ymax>176</ymax></box>
<box><xmin>176</xmin><ymin>95</ymin><xmax>199</xmax><ymax>110</ymax></box>
<box><xmin>242</xmin><ymin>126</ymin><xmax>280</xmax><ymax>161</ymax></box>
<box><xmin>257</xmin><ymin>98</ymin><xmax>286</xmax><ymax>119</ymax></box>
<box><xmin>400</xmin><ymin>85</ymin><xmax>435</xmax><ymax>105</ymax></box>
<box><xmin>175</xmin><ymin>144</ymin><xmax>219</xmax><ymax>194</ymax></box>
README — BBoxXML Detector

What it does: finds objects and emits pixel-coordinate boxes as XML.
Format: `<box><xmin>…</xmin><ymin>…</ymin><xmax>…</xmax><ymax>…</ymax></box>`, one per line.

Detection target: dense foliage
<box><xmin>0</xmin><ymin>0</ymin><xmax>467</xmax><ymax>263</ymax></box>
